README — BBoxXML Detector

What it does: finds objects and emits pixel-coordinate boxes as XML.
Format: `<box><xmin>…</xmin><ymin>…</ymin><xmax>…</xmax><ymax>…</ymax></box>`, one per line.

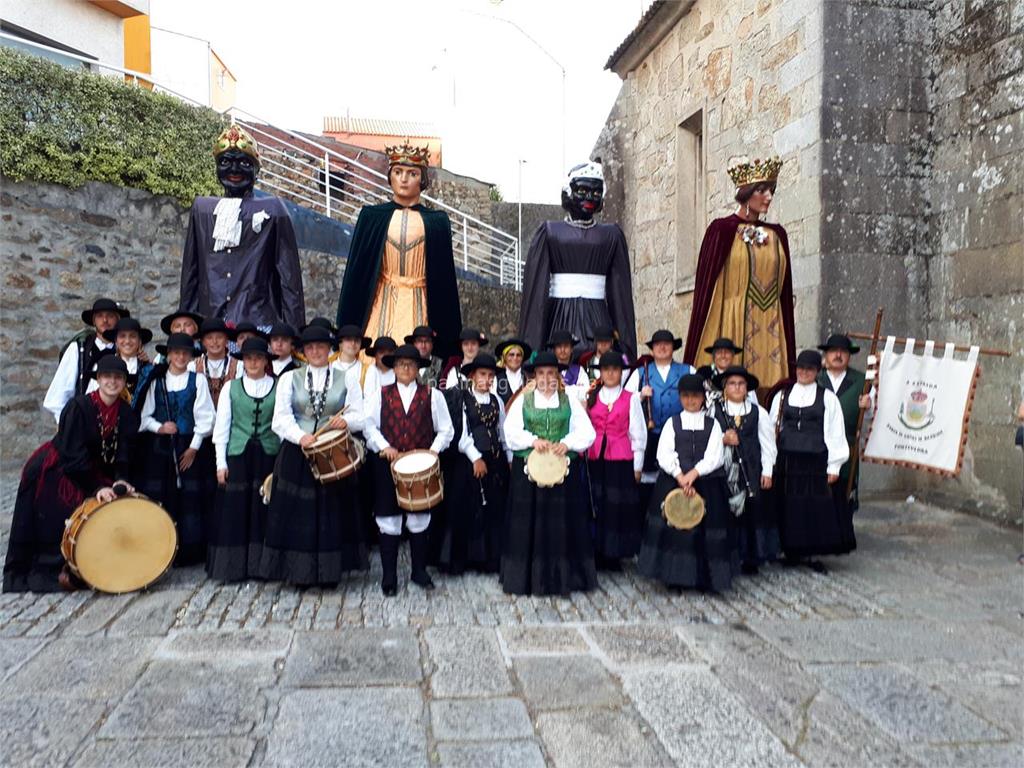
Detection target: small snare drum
<box><xmin>390</xmin><ymin>449</ymin><xmax>443</xmax><ymax>512</ymax></box>
<box><xmin>302</xmin><ymin>426</ymin><xmax>362</xmax><ymax>484</ymax></box>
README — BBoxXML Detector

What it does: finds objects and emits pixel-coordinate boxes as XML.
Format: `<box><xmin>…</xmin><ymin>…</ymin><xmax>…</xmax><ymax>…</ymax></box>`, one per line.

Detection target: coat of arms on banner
<box><xmin>863</xmin><ymin>336</ymin><xmax>980</xmax><ymax>476</ymax></box>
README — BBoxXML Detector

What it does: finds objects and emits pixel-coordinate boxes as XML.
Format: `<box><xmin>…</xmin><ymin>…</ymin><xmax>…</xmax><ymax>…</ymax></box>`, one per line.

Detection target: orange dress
<box><xmin>363</xmin><ymin>208</ymin><xmax>428</xmax><ymax>342</ymax></box>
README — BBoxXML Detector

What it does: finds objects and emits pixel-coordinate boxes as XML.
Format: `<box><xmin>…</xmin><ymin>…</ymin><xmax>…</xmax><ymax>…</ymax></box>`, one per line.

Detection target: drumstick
<box><xmin>478</xmin><ymin>478</ymin><xmax>488</xmax><ymax>507</ymax></box>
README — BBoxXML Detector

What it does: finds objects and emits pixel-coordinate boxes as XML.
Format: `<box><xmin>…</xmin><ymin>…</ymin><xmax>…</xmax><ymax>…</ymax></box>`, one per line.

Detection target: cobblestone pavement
<box><xmin>0</xmin><ymin>474</ymin><xmax>1020</xmax><ymax>767</ymax></box>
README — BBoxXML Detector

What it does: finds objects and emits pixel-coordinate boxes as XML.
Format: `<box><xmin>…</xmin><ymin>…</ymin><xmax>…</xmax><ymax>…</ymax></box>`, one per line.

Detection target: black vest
<box><xmin>778</xmin><ymin>385</ymin><xmax>827</xmax><ymax>454</ymax></box>
<box><xmin>75</xmin><ymin>334</ymin><xmax>106</xmax><ymax>396</ymax></box>
<box><xmin>671</xmin><ymin>413</ymin><xmax>724</xmax><ymax>478</ymax></box>
<box><xmin>713</xmin><ymin>402</ymin><xmax>763</xmax><ymax>481</ymax></box>
<box><xmin>466</xmin><ymin>393</ymin><xmax>502</xmax><ymax>459</ymax></box>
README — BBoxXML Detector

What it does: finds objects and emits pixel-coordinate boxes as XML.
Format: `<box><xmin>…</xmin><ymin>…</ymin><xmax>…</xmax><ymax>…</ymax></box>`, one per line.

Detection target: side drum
<box><xmin>390</xmin><ymin>449</ymin><xmax>443</xmax><ymax>512</ymax></box>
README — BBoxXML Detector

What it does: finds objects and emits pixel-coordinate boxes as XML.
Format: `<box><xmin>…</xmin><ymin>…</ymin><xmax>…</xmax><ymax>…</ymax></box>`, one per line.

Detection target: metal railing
<box><xmin>1</xmin><ymin>31</ymin><xmax>522</xmax><ymax>289</ymax></box>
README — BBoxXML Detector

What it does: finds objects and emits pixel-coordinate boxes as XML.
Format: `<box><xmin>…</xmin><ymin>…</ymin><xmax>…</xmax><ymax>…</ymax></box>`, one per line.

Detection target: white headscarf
<box><xmin>562</xmin><ymin>160</ymin><xmax>604</xmax><ymax>196</ymax></box>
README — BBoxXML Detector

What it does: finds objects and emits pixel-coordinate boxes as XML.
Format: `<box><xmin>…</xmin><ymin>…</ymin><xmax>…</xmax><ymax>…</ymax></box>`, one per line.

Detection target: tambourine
<box><xmin>661</xmin><ymin>488</ymin><xmax>705</xmax><ymax>530</ymax></box>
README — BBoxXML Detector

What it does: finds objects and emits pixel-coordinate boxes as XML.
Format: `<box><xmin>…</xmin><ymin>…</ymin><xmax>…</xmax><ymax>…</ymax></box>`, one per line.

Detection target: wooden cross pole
<box><xmin>846</xmin><ymin>308</ymin><xmax>884</xmax><ymax>500</ymax></box>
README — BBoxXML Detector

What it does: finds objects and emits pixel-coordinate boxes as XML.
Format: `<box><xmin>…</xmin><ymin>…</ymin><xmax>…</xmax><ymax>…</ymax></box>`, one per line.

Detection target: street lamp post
<box><xmin>518</xmin><ymin>159</ymin><xmax>526</xmax><ymax>290</ymax></box>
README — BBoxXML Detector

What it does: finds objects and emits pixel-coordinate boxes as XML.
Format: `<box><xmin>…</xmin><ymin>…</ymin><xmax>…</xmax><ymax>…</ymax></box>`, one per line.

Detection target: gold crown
<box><xmin>386</xmin><ymin>141</ymin><xmax>430</xmax><ymax>168</ymax></box>
<box><xmin>213</xmin><ymin>123</ymin><xmax>260</xmax><ymax>162</ymax></box>
<box><xmin>727</xmin><ymin>156</ymin><xmax>782</xmax><ymax>188</ymax></box>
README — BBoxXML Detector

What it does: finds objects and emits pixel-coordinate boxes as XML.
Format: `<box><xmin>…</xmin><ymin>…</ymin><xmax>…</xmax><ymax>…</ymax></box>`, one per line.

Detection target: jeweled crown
<box><xmin>727</xmin><ymin>156</ymin><xmax>782</xmax><ymax>188</ymax></box>
<box><xmin>213</xmin><ymin>123</ymin><xmax>260</xmax><ymax>162</ymax></box>
<box><xmin>386</xmin><ymin>141</ymin><xmax>431</xmax><ymax>168</ymax></box>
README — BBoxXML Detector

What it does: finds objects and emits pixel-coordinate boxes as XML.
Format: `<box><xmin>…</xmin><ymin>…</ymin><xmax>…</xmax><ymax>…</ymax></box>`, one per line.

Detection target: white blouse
<box><xmin>656</xmin><ymin>410</ymin><xmax>724</xmax><ymax>479</ymax></box>
<box><xmin>363</xmin><ymin>380</ymin><xmax>455</xmax><ymax>454</ymax></box>
<box><xmin>212</xmin><ymin>375</ymin><xmax>276</xmax><ymax>471</ymax></box>
<box><xmin>595</xmin><ymin>385</ymin><xmax>648</xmax><ymax>471</ymax></box>
<box><xmin>504</xmin><ymin>388</ymin><xmax>596</xmax><ymax>455</ymax></box>
<box><xmin>769</xmin><ymin>382</ymin><xmax>850</xmax><ymax>475</ymax></box>
<box><xmin>44</xmin><ymin>336</ymin><xmax>115</xmax><ymax>422</ymax></box>
<box><xmin>138</xmin><ymin>369</ymin><xmax>216</xmax><ymax>452</ymax></box>
<box><xmin>721</xmin><ymin>399</ymin><xmax>777</xmax><ymax>478</ymax></box>
<box><xmin>457</xmin><ymin>389</ymin><xmax>511</xmax><ymax>463</ymax></box>
<box><xmin>272</xmin><ymin>364</ymin><xmax>364</xmax><ymax>446</ymax></box>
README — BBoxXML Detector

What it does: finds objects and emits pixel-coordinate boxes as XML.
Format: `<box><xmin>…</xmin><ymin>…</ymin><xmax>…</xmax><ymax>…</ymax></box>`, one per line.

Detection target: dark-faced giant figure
<box><xmin>178</xmin><ymin>124</ymin><xmax>305</xmax><ymax>329</ymax></box>
<box><xmin>335</xmin><ymin>143</ymin><xmax>461</xmax><ymax>360</ymax></box>
<box><xmin>518</xmin><ymin>160</ymin><xmax>637</xmax><ymax>361</ymax></box>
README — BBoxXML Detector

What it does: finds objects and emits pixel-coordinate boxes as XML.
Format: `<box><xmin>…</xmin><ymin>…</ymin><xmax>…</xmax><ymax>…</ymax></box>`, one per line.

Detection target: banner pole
<box><xmin>846</xmin><ymin>308</ymin><xmax>884</xmax><ymax>500</ymax></box>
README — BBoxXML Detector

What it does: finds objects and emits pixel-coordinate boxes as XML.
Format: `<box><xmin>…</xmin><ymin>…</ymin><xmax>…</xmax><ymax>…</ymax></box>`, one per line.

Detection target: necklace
<box><xmin>96</xmin><ymin>407</ymin><xmax>119</xmax><ymax>465</ymax></box>
<box><xmin>307</xmin><ymin>366</ymin><xmax>331</xmax><ymax>427</ymax></box>
<box><xmin>564</xmin><ymin>215</ymin><xmax>596</xmax><ymax>229</ymax></box>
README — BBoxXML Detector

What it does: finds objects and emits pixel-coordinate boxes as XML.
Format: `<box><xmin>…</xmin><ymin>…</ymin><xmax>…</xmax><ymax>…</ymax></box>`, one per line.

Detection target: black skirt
<box><xmin>776</xmin><ymin>451</ymin><xmax>856</xmax><ymax>558</ymax></box>
<box><xmin>133</xmin><ymin>433</ymin><xmax>215</xmax><ymax>566</ymax></box>
<box><xmin>588</xmin><ymin>459</ymin><xmax>642</xmax><ymax>561</ymax></box>
<box><xmin>206</xmin><ymin>440</ymin><xmax>277</xmax><ymax>582</ymax></box>
<box><xmin>737</xmin><ymin>490</ymin><xmax>781</xmax><ymax>566</ymax></box>
<box><xmin>500</xmin><ymin>457</ymin><xmax>597</xmax><ymax>596</ymax></box>
<box><xmin>258</xmin><ymin>441</ymin><xmax>367</xmax><ymax>586</ymax></box>
<box><xmin>638</xmin><ymin>472</ymin><xmax>738</xmax><ymax>592</ymax></box>
<box><xmin>3</xmin><ymin>442</ymin><xmax>89</xmax><ymax>593</ymax></box>
<box><xmin>438</xmin><ymin>452</ymin><xmax>509</xmax><ymax>574</ymax></box>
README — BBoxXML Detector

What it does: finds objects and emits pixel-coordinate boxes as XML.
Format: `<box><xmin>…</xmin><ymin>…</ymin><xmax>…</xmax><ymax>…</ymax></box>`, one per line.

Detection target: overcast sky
<box><xmin>150</xmin><ymin>0</ymin><xmax>653</xmax><ymax>206</ymax></box>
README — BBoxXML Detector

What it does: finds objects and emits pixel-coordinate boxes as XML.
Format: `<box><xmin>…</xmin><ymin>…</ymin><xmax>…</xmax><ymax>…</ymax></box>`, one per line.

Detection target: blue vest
<box><xmin>645</xmin><ymin>361</ymin><xmax>693</xmax><ymax>433</ymax></box>
<box><xmin>153</xmin><ymin>372</ymin><xmax>197</xmax><ymax>435</ymax></box>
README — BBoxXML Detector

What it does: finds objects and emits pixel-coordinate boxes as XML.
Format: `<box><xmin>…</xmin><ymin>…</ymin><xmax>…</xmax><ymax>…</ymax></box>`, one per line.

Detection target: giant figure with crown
<box><xmin>684</xmin><ymin>156</ymin><xmax>795</xmax><ymax>398</ymax></box>
<box><xmin>336</xmin><ymin>142</ymin><xmax>461</xmax><ymax>360</ymax></box>
<box><xmin>178</xmin><ymin>124</ymin><xmax>306</xmax><ymax>329</ymax></box>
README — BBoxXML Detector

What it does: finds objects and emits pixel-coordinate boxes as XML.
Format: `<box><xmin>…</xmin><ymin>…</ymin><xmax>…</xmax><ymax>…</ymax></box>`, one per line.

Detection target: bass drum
<box><xmin>61</xmin><ymin>494</ymin><xmax>177</xmax><ymax>594</ymax></box>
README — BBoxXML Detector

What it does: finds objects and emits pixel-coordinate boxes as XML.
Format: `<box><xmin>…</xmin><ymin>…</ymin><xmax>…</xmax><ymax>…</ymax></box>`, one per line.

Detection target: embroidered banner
<box><xmin>863</xmin><ymin>336</ymin><xmax>980</xmax><ymax>476</ymax></box>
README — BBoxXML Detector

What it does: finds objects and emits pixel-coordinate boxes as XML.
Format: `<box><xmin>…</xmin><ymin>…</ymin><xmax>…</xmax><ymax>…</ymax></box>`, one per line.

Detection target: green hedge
<box><xmin>0</xmin><ymin>46</ymin><xmax>224</xmax><ymax>205</ymax></box>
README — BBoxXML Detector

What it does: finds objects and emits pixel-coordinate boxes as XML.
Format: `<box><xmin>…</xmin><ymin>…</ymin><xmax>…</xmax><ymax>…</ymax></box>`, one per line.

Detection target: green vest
<box><xmin>291</xmin><ymin>365</ymin><xmax>348</xmax><ymax>434</ymax></box>
<box><xmin>227</xmin><ymin>380</ymin><xmax>280</xmax><ymax>457</ymax></box>
<box><xmin>514</xmin><ymin>389</ymin><xmax>577</xmax><ymax>460</ymax></box>
<box><xmin>818</xmin><ymin>367</ymin><xmax>865</xmax><ymax>483</ymax></box>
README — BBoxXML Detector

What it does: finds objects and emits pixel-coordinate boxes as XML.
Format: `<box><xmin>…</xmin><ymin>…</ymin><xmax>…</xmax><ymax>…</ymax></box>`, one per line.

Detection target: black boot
<box><xmin>379</xmin><ymin>533</ymin><xmax>400</xmax><ymax>597</ymax></box>
<box><xmin>409</xmin><ymin>530</ymin><xmax>435</xmax><ymax>590</ymax></box>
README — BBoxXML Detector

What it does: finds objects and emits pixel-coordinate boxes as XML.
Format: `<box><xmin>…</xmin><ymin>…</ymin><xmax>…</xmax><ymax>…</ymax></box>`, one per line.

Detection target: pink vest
<box><xmin>588</xmin><ymin>389</ymin><xmax>634</xmax><ymax>461</ymax></box>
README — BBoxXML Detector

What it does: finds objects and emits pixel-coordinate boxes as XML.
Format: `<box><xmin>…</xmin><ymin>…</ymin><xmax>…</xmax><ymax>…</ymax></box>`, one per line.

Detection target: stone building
<box><xmin>594</xmin><ymin>0</ymin><xmax>1022</xmax><ymax>522</ymax></box>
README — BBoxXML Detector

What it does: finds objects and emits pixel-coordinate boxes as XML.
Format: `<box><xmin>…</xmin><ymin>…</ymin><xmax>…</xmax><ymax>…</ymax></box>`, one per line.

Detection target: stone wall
<box><xmin>919</xmin><ymin>0</ymin><xmax>1023</xmax><ymax>522</ymax></box>
<box><xmin>0</xmin><ymin>177</ymin><xmax>521</xmax><ymax>470</ymax></box>
<box><xmin>593</xmin><ymin>0</ymin><xmax>826</xmax><ymax>346</ymax></box>
<box><xmin>597</xmin><ymin>0</ymin><xmax>1023</xmax><ymax>523</ymax></box>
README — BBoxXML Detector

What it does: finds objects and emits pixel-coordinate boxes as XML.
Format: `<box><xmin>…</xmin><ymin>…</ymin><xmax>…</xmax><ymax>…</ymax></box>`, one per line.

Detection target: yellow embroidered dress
<box><xmin>364</xmin><ymin>207</ymin><xmax>428</xmax><ymax>342</ymax></box>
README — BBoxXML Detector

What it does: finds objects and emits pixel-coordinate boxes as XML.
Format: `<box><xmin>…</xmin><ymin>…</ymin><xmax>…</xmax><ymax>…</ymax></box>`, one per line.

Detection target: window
<box><xmin>675</xmin><ymin>109</ymin><xmax>705</xmax><ymax>293</ymax></box>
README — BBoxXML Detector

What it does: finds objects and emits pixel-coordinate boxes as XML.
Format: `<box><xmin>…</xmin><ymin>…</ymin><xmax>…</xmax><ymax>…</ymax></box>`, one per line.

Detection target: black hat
<box><xmin>704</xmin><ymin>337</ymin><xmax>743</xmax><ymax>355</ymax></box>
<box><xmin>597</xmin><ymin>351</ymin><xmax>627</xmax><ymax>369</ymax></box>
<box><xmin>677</xmin><ymin>373</ymin><xmax>705</xmax><ymax>394</ymax></box>
<box><xmin>91</xmin><ymin>354</ymin><xmax>129</xmax><ymax>380</ymax></box>
<box><xmin>645</xmin><ymin>330</ymin><xmax>682</xmax><ymax>351</ymax></box>
<box><xmin>233</xmin><ymin>321</ymin><xmax>267</xmax><ymax>340</ymax></box>
<box><xmin>591</xmin><ymin>326</ymin><xmax>616</xmax><ymax>342</ymax></box>
<box><xmin>82</xmin><ymin>298</ymin><xmax>130</xmax><ymax>326</ymax></box>
<box><xmin>159</xmin><ymin>310</ymin><xmax>203</xmax><ymax>336</ymax></box>
<box><xmin>817</xmin><ymin>333</ymin><xmax>861</xmax><ymax>354</ymax></box>
<box><xmin>367</xmin><ymin>336</ymin><xmax>398</xmax><ymax>356</ymax></box>
<box><xmin>712</xmin><ymin>365</ymin><xmax>760</xmax><ymax>392</ymax></box>
<box><xmin>495</xmin><ymin>337</ymin><xmax>533</xmax><ymax>361</ymax></box>
<box><xmin>462</xmin><ymin>352</ymin><xmax>499</xmax><ymax>376</ymax></box>
<box><xmin>198</xmin><ymin>318</ymin><xmax>237</xmax><ymax>340</ymax></box>
<box><xmin>296</xmin><ymin>325</ymin><xmax>337</xmax><ymax>349</ymax></box>
<box><xmin>458</xmin><ymin>327</ymin><xmax>489</xmax><ymax>346</ymax></box>
<box><xmin>794</xmin><ymin>349</ymin><xmax>823</xmax><ymax>370</ymax></box>
<box><xmin>302</xmin><ymin>317</ymin><xmax>337</xmax><ymax>334</ymax></box>
<box><xmin>156</xmin><ymin>332</ymin><xmax>200</xmax><ymax>357</ymax></box>
<box><xmin>102</xmin><ymin>317</ymin><xmax>153</xmax><ymax>345</ymax></box>
<box><xmin>232</xmin><ymin>336</ymin><xmax>276</xmax><ymax>361</ymax></box>
<box><xmin>546</xmin><ymin>329</ymin><xmax>579</xmax><ymax>348</ymax></box>
<box><xmin>524</xmin><ymin>350</ymin><xmax>568</xmax><ymax>373</ymax></box>
<box><xmin>383</xmin><ymin>344</ymin><xmax>431</xmax><ymax>369</ymax></box>
<box><xmin>404</xmin><ymin>325</ymin><xmax>436</xmax><ymax>344</ymax></box>
<box><xmin>336</xmin><ymin>324</ymin><xmax>372</xmax><ymax>350</ymax></box>
<box><xmin>267</xmin><ymin>322</ymin><xmax>299</xmax><ymax>343</ymax></box>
